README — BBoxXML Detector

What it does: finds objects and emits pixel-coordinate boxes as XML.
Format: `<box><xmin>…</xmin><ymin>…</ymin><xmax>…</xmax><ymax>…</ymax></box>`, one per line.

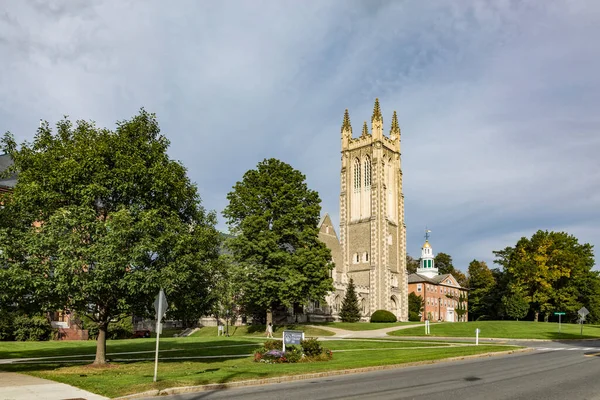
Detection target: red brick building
<box><xmin>407</xmin><ymin>236</ymin><xmax>468</xmax><ymax>322</ymax></box>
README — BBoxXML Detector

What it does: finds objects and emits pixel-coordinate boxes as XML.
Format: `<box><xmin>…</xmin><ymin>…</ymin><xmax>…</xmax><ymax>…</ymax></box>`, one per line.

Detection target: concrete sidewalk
<box><xmin>308</xmin><ymin>324</ymin><xmax>422</xmax><ymax>338</ymax></box>
<box><xmin>0</xmin><ymin>372</ymin><xmax>107</xmax><ymax>400</ymax></box>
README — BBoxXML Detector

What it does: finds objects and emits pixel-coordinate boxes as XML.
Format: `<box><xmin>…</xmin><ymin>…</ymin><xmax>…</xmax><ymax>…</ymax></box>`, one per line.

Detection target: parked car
<box><xmin>133</xmin><ymin>329</ymin><xmax>151</xmax><ymax>338</ymax></box>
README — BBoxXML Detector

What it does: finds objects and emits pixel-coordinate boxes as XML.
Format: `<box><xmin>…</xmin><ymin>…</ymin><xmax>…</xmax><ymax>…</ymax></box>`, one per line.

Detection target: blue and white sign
<box><xmin>282</xmin><ymin>330</ymin><xmax>304</xmax><ymax>351</ymax></box>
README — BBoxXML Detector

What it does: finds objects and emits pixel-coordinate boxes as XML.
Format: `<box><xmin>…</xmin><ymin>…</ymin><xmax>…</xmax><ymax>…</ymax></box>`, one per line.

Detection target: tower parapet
<box><xmin>340</xmin><ymin>99</ymin><xmax>400</xmax><ymax>152</ymax></box>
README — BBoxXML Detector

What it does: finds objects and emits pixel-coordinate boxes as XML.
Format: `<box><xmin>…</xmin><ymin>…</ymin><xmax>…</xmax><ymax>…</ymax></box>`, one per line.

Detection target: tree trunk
<box><xmin>544</xmin><ymin>313</ymin><xmax>549</xmax><ymax>322</ymax></box>
<box><xmin>534</xmin><ymin>311</ymin><xmax>539</xmax><ymax>322</ymax></box>
<box><xmin>266</xmin><ymin>308</ymin><xmax>273</xmax><ymax>329</ymax></box>
<box><xmin>94</xmin><ymin>322</ymin><xmax>108</xmax><ymax>365</ymax></box>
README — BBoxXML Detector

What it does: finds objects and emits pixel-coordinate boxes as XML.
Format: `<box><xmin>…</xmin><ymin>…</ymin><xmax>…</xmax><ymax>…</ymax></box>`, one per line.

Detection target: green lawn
<box><xmin>0</xmin><ymin>336</ymin><xmax>518</xmax><ymax>398</ymax></box>
<box><xmin>316</xmin><ymin>322</ymin><xmax>420</xmax><ymax>331</ymax></box>
<box><xmin>388</xmin><ymin>321</ymin><xmax>600</xmax><ymax>339</ymax></box>
<box><xmin>190</xmin><ymin>324</ymin><xmax>334</xmax><ymax>338</ymax></box>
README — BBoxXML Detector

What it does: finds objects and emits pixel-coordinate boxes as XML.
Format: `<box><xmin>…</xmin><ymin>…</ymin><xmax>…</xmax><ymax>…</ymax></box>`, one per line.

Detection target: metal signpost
<box><xmin>153</xmin><ymin>289</ymin><xmax>168</xmax><ymax>382</ymax></box>
<box><xmin>425</xmin><ymin>320</ymin><xmax>430</xmax><ymax>335</ymax></box>
<box><xmin>554</xmin><ymin>312</ymin><xmax>565</xmax><ymax>333</ymax></box>
<box><xmin>475</xmin><ymin>328</ymin><xmax>480</xmax><ymax>346</ymax></box>
<box><xmin>578</xmin><ymin>307</ymin><xmax>589</xmax><ymax>337</ymax></box>
<box><xmin>282</xmin><ymin>330</ymin><xmax>304</xmax><ymax>352</ymax></box>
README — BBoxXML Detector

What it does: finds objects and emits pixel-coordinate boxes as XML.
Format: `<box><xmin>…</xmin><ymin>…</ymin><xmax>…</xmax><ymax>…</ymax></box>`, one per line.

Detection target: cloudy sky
<box><xmin>1</xmin><ymin>0</ymin><xmax>599</xmax><ymax>272</ymax></box>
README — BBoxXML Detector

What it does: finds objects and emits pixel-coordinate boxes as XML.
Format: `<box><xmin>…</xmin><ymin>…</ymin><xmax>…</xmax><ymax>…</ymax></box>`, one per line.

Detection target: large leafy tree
<box><xmin>223</xmin><ymin>158</ymin><xmax>334</xmax><ymax>324</ymax></box>
<box><xmin>502</xmin><ymin>289</ymin><xmax>529</xmax><ymax>321</ymax></box>
<box><xmin>339</xmin><ymin>278</ymin><xmax>361</xmax><ymax>322</ymax></box>
<box><xmin>494</xmin><ymin>230</ymin><xmax>595</xmax><ymax>322</ymax></box>
<box><xmin>467</xmin><ymin>260</ymin><xmax>496</xmax><ymax>321</ymax></box>
<box><xmin>0</xmin><ymin>111</ymin><xmax>221</xmax><ymax>363</ymax></box>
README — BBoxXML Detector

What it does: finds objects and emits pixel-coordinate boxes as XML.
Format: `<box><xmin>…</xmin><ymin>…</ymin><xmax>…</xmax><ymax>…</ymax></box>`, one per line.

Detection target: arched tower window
<box><xmin>352</xmin><ymin>158</ymin><xmax>361</xmax><ymax>221</ymax></box>
<box><xmin>364</xmin><ymin>157</ymin><xmax>371</xmax><ymax>189</ymax></box>
<box><xmin>386</xmin><ymin>157</ymin><xmax>396</xmax><ymax>222</ymax></box>
<box><xmin>353</xmin><ymin>158</ymin><xmax>361</xmax><ymax>192</ymax></box>
<box><xmin>362</xmin><ymin>156</ymin><xmax>372</xmax><ymax>218</ymax></box>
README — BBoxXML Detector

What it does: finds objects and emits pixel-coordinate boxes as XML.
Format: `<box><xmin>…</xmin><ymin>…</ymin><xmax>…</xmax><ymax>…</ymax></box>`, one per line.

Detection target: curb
<box><xmin>395</xmin><ymin>335</ymin><xmax>600</xmax><ymax>342</ymax></box>
<box><xmin>114</xmin><ymin>347</ymin><xmax>531</xmax><ymax>399</ymax></box>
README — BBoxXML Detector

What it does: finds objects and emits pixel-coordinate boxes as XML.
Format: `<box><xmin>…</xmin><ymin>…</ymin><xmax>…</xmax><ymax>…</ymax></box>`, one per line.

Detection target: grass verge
<box><xmin>0</xmin><ymin>336</ymin><xmax>518</xmax><ymax>398</ymax></box>
<box><xmin>388</xmin><ymin>320</ymin><xmax>600</xmax><ymax>339</ymax></box>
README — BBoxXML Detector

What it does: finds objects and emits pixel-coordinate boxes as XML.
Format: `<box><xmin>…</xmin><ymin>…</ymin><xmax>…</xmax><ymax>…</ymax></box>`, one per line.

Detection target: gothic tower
<box><xmin>338</xmin><ymin>99</ymin><xmax>408</xmax><ymax>321</ymax></box>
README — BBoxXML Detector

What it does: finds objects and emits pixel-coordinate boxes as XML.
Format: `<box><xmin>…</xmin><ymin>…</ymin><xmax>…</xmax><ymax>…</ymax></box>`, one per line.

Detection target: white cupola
<box><xmin>417</xmin><ymin>229</ymin><xmax>438</xmax><ymax>278</ymax></box>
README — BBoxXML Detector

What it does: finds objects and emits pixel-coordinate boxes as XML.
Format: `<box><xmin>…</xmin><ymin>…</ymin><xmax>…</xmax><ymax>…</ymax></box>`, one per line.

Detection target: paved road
<box><xmin>147</xmin><ymin>340</ymin><xmax>600</xmax><ymax>400</ymax></box>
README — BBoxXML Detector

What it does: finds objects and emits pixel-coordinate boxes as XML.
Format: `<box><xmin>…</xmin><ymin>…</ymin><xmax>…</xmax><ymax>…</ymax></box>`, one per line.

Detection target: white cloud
<box><xmin>1</xmin><ymin>0</ymin><xmax>598</xmax><ymax>270</ymax></box>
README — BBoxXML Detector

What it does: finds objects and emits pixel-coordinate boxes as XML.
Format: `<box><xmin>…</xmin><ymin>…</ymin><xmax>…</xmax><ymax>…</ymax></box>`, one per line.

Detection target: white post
<box><xmin>153</xmin><ymin>294</ymin><xmax>163</xmax><ymax>382</ymax></box>
<box><xmin>559</xmin><ymin>314</ymin><xmax>562</xmax><ymax>333</ymax></box>
<box><xmin>475</xmin><ymin>328</ymin><xmax>480</xmax><ymax>346</ymax></box>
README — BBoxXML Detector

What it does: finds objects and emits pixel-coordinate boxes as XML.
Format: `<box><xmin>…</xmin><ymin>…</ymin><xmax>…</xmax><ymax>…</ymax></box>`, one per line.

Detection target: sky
<box><xmin>1</xmin><ymin>0</ymin><xmax>599</xmax><ymax>272</ymax></box>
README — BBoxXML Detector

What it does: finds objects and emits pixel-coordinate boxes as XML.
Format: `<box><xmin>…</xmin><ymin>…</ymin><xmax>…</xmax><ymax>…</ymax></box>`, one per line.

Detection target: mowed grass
<box><xmin>0</xmin><ymin>336</ymin><xmax>517</xmax><ymax>398</ymax></box>
<box><xmin>389</xmin><ymin>320</ymin><xmax>600</xmax><ymax>339</ymax></box>
<box><xmin>190</xmin><ymin>324</ymin><xmax>334</xmax><ymax>338</ymax></box>
<box><xmin>315</xmin><ymin>322</ymin><xmax>421</xmax><ymax>331</ymax></box>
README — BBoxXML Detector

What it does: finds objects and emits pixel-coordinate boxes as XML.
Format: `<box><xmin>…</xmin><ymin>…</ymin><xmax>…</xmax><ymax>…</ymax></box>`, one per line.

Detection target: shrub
<box><xmin>13</xmin><ymin>314</ymin><xmax>53</xmax><ymax>341</ymax></box>
<box><xmin>263</xmin><ymin>339</ymin><xmax>283</xmax><ymax>351</ymax></box>
<box><xmin>409</xmin><ymin>311</ymin><xmax>421</xmax><ymax>322</ymax></box>
<box><xmin>284</xmin><ymin>345</ymin><xmax>303</xmax><ymax>363</ymax></box>
<box><xmin>370</xmin><ymin>309</ymin><xmax>397</xmax><ymax>323</ymax></box>
<box><xmin>0</xmin><ymin>311</ymin><xmax>15</xmax><ymax>341</ymax></box>
<box><xmin>301</xmin><ymin>337</ymin><xmax>323</xmax><ymax>357</ymax></box>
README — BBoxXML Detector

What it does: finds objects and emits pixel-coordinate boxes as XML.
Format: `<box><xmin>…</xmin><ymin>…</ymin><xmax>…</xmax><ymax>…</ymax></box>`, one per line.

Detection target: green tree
<box><xmin>0</xmin><ymin>111</ymin><xmax>221</xmax><ymax>364</ymax></box>
<box><xmin>467</xmin><ymin>260</ymin><xmax>496</xmax><ymax>321</ymax></box>
<box><xmin>502</xmin><ymin>290</ymin><xmax>529</xmax><ymax>321</ymax></box>
<box><xmin>339</xmin><ymin>278</ymin><xmax>361</xmax><ymax>322</ymax></box>
<box><xmin>494</xmin><ymin>230</ymin><xmax>595</xmax><ymax>322</ymax></box>
<box><xmin>223</xmin><ymin>158</ymin><xmax>334</xmax><ymax>325</ymax></box>
<box><xmin>408</xmin><ymin>292</ymin><xmax>424</xmax><ymax>321</ymax></box>
<box><xmin>406</xmin><ymin>255</ymin><xmax>420</xmax><ymax>274</ymax></box>
<box><xmin>434</xmin><ymin>252</ymin><xmax>467</xmax><ymax>287</ymax></box>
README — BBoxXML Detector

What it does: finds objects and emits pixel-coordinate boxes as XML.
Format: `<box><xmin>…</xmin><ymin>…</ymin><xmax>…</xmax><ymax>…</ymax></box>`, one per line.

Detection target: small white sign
<box><xmin>578</xmin><ymin>307</ymin><xmax>589</xmax><ymax>317</ymax></box>
<box><xmin>154</xmin><ymin>289</ymin><xmax>168</xmax><ymax>321</ymax></box>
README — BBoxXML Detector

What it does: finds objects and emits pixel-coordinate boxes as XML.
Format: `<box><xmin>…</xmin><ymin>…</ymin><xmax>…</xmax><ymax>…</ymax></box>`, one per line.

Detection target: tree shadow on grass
<box><xmin>0</xmin><ymin>338</ymin><xmax>263</xmax><ymax>368</ymax></box>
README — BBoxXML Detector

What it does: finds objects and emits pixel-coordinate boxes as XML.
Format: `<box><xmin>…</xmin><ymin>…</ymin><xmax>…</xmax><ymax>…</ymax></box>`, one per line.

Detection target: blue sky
<box><xmin>1</xmin><ymin>1</ymin><xmax>599</xmax><ymax>272</ymax></box>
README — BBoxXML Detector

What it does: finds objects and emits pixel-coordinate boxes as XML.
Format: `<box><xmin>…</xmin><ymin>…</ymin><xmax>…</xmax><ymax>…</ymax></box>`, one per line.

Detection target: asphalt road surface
<box><xmin>147</xmin><ymin>340</ymin><xmax>600</xmax><ymax>400</ymax></box>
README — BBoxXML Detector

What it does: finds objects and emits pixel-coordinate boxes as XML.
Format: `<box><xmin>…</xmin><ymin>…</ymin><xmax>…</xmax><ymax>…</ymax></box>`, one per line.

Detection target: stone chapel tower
<box><xmin>338</xmin><ymin>99</ymin><xmax>408</xmax><ymax>321</ymax></box>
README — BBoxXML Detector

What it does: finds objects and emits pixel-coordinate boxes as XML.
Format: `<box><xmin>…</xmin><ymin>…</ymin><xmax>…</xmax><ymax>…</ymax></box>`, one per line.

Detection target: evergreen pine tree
<box><xmin>339</xmin><ymin>278</ymin><xmax>361</xmax><ymax>322</ymax></box>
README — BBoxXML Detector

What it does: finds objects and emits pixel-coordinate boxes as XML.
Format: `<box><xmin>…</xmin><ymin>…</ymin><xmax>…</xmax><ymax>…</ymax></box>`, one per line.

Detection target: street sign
<box><xmin>154</xmin><ymin>289</ymin><xmax>168</xmax><ymax>322</ymax></box>
<box><xmin>554</xmin><ymin>312</ymin><xmax>565</xmax><ymax>316</ymax></box>
<box><xmin>282</xmin><ymin>330</ymin><xmax>304</xmax><ymax>352</ymax></box>
<box><xmin>578</xmin><ymin>307</ymin><xmax>589</xmax><ymax>318</ymax></box>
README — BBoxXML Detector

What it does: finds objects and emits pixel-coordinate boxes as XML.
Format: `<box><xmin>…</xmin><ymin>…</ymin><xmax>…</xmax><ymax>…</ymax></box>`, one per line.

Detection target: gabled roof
<box><xmin>0</xmin><ymin>154</ymin><xmax>17</xmax><ymax>188</ymax></box>
<box><xmin>408</xmin><ymin>272</ymin><xmax>465</xmax><ymax>289</ymax></box>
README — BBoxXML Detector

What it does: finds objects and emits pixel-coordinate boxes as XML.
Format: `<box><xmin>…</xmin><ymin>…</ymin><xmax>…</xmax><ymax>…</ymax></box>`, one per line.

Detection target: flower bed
<box><xmin>254</xmin><ymin>339</ymin><xmax>333</xmax><ymax>364</ymax></box>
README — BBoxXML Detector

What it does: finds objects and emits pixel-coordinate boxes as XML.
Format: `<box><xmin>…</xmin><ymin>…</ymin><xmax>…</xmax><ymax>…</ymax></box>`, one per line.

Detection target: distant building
<box><xmin>0</xmin><ymin>153</ymin><xmax>89</xmax><ymax>339</ymax></box>
<box><xmin>407</xmin><ymin>231</ymin><xmax>468</xmax><ymax>322</ymax></box>
<box><xmin>0</xmin><ymin>153</ymin><xmax>17</xmax><ymax>194</ymax></box>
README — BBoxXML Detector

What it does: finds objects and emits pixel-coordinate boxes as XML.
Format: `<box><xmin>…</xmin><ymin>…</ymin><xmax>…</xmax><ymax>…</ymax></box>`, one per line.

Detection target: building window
<box><xmin>353</xmin><ymin>253</ymin><xmax>359</xmax><ymax>264</ymax></box>
<box><xmin>353</xmin><ymin>158</ymin><xmax>361</xmax><ymax>192</ymax></box>
<box><xmin>364</xmin><ymin>157</ymin><xmax>371</xmax><ymax>189</ymax></box>
<box><xmin>363</xmin><ymin>252</ymin><xmax>369</xmax><ymax>262</ymax></box>
<box><xmin>417</xmin><ymin>284</ymin><xmax>422</xmax><ymax>292</ymax></box>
